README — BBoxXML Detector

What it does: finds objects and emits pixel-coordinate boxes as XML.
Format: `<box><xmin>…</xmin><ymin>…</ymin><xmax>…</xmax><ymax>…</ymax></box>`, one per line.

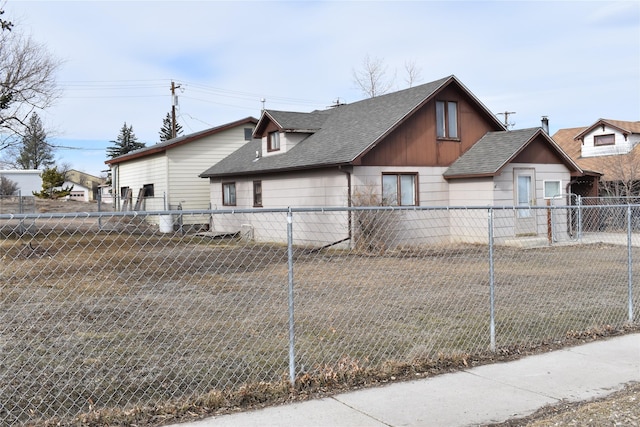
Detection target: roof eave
<box><xmin>353</xmin><ymin>75</ymin><xmax>508</xmax><ymax>164</ymax></box>
<box><xmin>510</xmin><ymin>128</ymin><xmax>584</xmax><ymax>175</ymax></box>
<box><xmin>449</xmin><ymin>76</ymin><xmax>507</xmax><ymax>132</ymax></box>
<box><xmin>200</xmin><ymin>162</ymin><xmax>352</xmax><ymax>180</ymax></box>
<box><xmin>444</xmin><ymin>172</ymin><xmax>497</xmax><ymax>180</ymax></box>
<box><xmin>573</xmin><ymin>119</ymin><xmax>637</xmax><ymax>141</ymax></box>
<box><xmin>106</xmin><ymin>116</ymin><xmax>258</xmax><ymax>166</ymax></box>
<box><xmin>542</xmin><ymin>130</ymin><xmax>584</xmax><ymax>174</ymax></box>
<box><xmin>105</xmin><ymin>146</ymin><xmax>167</xmax><ymax>165</ymax></box>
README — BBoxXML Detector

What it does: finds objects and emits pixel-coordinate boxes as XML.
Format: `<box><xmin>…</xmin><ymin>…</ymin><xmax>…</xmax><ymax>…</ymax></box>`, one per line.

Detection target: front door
<box><xmin>514</xmin><ymin>168</ymin><xmax>537</xmax><ymax>235</ymax></box>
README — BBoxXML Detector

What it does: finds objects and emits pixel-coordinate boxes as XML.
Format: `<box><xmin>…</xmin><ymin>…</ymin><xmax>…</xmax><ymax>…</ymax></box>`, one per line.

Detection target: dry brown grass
<box><xmin>0</xmin><ymin>221</ymin><xmax>638</xmax><ymax>426</ymax></box>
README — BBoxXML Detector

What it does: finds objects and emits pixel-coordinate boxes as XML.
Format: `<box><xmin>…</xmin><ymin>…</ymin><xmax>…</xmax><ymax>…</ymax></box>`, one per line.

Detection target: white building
<box><xmin>0</xmin><ymin>169</ymin><xmax>42</xmax><ymax>195</ymax></box>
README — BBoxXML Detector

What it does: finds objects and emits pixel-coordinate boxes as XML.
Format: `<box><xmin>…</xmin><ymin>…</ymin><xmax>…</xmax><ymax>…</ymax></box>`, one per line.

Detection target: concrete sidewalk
<box><xmin>173</xmin><ymin>334</ymin><xmax>639</xmax><ymax>427</ymax></box>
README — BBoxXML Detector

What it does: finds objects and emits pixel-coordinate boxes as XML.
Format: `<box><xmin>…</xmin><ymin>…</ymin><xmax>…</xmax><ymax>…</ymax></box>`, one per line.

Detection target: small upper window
<box><xmin>594</xmin><ymin>134</ymin><xmax>615</xmax><ymax>146</ymax></box>
<box><xmin>268</xmin><ymin>131</ymin><xmax>280</xmax><ymax>151</ymax></box>
<box><xmin>222</xmin><ymin>182</ymin><xmax>236</xmax><ymax>206</ymax></box>
<box><xmin>543</xmin><ymin>180</ymin><xmax>561</xmax><ymax>199</ymax></box>
<box><xmin>436</xmin><ymin>101</ymin><xmax>458</xmax><ymax>139</ymax></box>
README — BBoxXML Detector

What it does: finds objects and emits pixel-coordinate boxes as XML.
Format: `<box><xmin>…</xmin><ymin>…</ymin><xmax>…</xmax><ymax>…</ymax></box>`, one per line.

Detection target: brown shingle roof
<box><xmin>553</xmin><ymin>121</ymin><xmax>640</xmax><ymax>181</ymax></box>
<box><xmin>574</xmin><ymin>119</ymin><xmax>640</xmax><ymax>141</ymax></box>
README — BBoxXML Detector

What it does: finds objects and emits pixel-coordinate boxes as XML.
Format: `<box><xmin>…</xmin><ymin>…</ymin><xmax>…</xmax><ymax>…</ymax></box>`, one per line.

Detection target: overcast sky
<box><xmin>4</xmin><ymin>0</ymin><xmax>640</xmax><ymax>177</ymax></box>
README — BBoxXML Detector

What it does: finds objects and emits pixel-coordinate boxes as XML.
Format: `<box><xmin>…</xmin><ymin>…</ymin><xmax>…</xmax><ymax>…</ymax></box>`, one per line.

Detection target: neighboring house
<box><xmin>64</xmin><ymin>169</ymin><xmax>106</xmax><ymax>202</ymax></box>
<box><xmin>98</xmin><ymin>185</ymin><xmax>114</xmax><ymax>204</ymax></box>
<box><xmin>0</xmin><ymin>169</ymin><xmax>42</xmax><ymax>195</ymax></box>
<box><xmin>553</xmin><ymin>119</ymin><xmax>640</xmax><ymax>198</ymax></box>
<box><xmin>200</xmin><ymin>75</ymin><xmax>583</xmax><ymax>246</ymax></box>
<box><xmin>105</xmin><ymin>116</ymin><xmax>258</xmax><ymax>227</ymax></box>
<box><xmin>57</xmin><ymin>180</ymin><xmax>89</xmax><ymax>202</ymax></box>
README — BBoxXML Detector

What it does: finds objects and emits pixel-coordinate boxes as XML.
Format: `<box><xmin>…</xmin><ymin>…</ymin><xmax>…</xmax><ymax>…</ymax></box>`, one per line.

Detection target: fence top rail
<box><xmin>2</xmin><ymin>203</ymin><xmax>640</xmax><ymax>220</ymax></box>
<box><xmin>581</xmin><ymin>196</ymin><xmax>640</xmax><ymax>200</ymax></box>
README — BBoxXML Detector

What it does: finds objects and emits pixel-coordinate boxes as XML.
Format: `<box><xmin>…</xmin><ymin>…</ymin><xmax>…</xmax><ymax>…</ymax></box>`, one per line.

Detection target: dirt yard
<box><xmin>35</xmin><ymin>198</ymin><xmax>101</xmax><ymax>213</ymax></box>
<box><xmin>0</xmin><ymin>202</ymin><xmax>638</xmax><ymax>426</ymax></box>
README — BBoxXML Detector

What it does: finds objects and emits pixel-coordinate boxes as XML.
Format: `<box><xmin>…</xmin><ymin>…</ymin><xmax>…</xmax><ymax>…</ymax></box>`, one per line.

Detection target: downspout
<box><xmin>113</xmin><ymin>164</ymin><xmax>120</xmax><ymax>211</ymax></box>
<box><xmin>566</xmin><ymin>178</ymin><xmax>578</xmax><ymax>238</ymax></box>
<box><xmin>165</xmin><ymin>155</ymin><xmax>170</xmax><ymax>210</ymax></box>
<box><xmin>339</xmin><ymin>166</ymin><xmax>352</xmax><ymax>241</ymax></box>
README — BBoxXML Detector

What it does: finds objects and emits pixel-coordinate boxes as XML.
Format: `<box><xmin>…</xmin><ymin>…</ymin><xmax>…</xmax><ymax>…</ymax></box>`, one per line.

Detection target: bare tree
<box><xmin>352</xmin><ymin>54</ymin><xmax>395</xmax><ymax>98</ymax></box>
<box><xmin>0</xmin><ymin>9</ymin><xmax>62</xmax><ymax>150</ymax></box>
<box><xmin>403</xmin><ymin>59</ymin><xmax>423</xmax><ymax>88</ymax></box>
<box><xmin>0</xmin><ymin>8</ymin><xmax>12</xmax><ymax>31</ymax></box>
<box><xmin>597</xmin><ymin>147</ymin><xmax>640</xmax><ymax>197</ymax></box>
<box><xmin>352</xmin><ymin>55</ymin><xmax>425</xmax><ymax>98</ymax></box>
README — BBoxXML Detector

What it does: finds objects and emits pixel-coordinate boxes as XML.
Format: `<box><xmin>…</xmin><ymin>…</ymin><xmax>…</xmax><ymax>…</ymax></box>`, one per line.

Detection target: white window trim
<box><xmin>543</xmin><ymin>180</ymin><xmax>562</xmax><ymax>199</ymax></box>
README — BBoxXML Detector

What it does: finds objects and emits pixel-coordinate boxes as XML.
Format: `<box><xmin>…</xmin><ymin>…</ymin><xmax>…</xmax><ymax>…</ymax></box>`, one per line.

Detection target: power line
<box><xmin>57</xmin><ymin>78</ymin><xmax>329</xmax><ymax>108</ymax></box>
<box><xmin>61</xmin><ymin>94</ymin><xmax>166</xmax><ymax>100</ymax></box>
<box><xmin>183</xmin><ymin>81</ymin><xmax>325</xmax><ymax>106</ymax></box>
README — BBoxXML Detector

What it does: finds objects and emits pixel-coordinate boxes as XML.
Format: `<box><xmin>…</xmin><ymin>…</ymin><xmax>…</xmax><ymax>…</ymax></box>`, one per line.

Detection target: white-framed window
<box><xmin>543</xmin><ymin>180</ymin><xmax>561</xmax><ymax>199</ymax></box>
<box><xmin>382</xmin><ymin>173</ymin><xmax>417</xmax><ymax>206</ymax></box>
<box><xmin>222</xmin><ymin>182</ymin><xmax>236</xmax><ymax>206</ymax></box>
<box><xmin>594</xmin><ymin>134</ymin><xmax>615</xmax><ymax>146</ymax></box>
<box><xmin>436</xmin><ymin>100</ymin><xmax>458</xmax><ymax>139</ymax></box>
<box><xmin>268</xmin><ymin>131</ymin><xmax>280</xmax><ymax>151</ymax></box>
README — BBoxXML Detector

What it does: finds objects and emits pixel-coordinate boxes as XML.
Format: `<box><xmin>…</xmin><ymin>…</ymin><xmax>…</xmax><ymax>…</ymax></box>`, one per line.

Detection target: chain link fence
<box><xmin>0</xmin><ymin>195</ymin><xmax>36</xmax><ymax>215</ymax></box>
<box><xmin>1</xmin><ymin>204</ymin><xmax>638</xmax><ymax>425</ymax></box>
<box><xmin>580</xmin><ymin>196</ymin><xmax>640</xmax><ymax>232</ymax></box>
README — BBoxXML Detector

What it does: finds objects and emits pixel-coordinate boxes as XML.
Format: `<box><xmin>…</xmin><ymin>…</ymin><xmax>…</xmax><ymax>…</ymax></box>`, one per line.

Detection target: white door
<box><xmin>514</xmin><ymin>168</ymin><xmax>537</xmax><ymax>235</ymax></box>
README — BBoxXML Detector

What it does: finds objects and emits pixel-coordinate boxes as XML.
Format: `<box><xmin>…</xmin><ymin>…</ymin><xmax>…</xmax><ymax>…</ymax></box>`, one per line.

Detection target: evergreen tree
<box><xmin>159</xmin><ymin>112</ymin><xmax>183</xmax><ymax>141</ymax></box>
<box><xmin>33</xmin><ymin>166</ymin><xmax>72</xmax><ymax>199</ymax></box>
<box><xmin>106</xmin><ymin>122</ymin><xmax>145</xmax><ymax>158</ymax></box>
<box><xmin>16</xmin><ymin>112</ymin><xmax>54</xmax><ymax>169</ymax></box>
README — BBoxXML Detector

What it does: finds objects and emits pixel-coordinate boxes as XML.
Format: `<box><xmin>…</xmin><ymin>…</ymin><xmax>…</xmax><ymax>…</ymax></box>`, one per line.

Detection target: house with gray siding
<box><xmin>106</xmin><ymin>116</ymin><xmax>257</xmax><ymax>229</ymax></box>
<box><xmin>200</xmin><ymin>76</ymin><xmax>582</xmax><ymax>246</ymax></box>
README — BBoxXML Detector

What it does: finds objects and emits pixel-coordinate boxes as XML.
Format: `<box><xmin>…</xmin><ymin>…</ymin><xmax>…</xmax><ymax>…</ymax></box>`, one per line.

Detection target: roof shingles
<box><xmin>201</xmin><ymin>76</ymin><xmax>456</xmax><ymax>177</ymax></box>
<box><xmin>444</xmin><ymin>128</ymin><xmax>541</xmax><ymax>178</ymax></box>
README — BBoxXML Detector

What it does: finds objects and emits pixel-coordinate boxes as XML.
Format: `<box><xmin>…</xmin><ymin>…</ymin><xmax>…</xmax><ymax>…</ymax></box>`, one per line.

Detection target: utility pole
<box><xmin>171</xmin><ymin>81</ymin><xmax>181</xmax><ymax>139</ymax></box>
<box><xmin>497</xmin><ymin>111</ymin><xmax>516</xmax><ymax>130</ymax></box>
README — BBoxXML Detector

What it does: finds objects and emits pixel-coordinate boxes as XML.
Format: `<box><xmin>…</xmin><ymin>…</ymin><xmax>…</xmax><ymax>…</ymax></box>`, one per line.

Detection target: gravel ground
<box><xmin>490</xmin><ymin>381</ymin><xmax>640</xmax><ymax>427</ymax></box>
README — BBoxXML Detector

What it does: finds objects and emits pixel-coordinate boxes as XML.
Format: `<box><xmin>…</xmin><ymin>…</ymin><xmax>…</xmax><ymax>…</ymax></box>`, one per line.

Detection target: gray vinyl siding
<box><xmin>448</xmin><ymin>163</ymin><xmax>572</xmax><ymax>244</ymax></box>
<box><xmin>118</xmin><ymin>154</ymin><xmax>168</xmax><ymax>210</ymax></box>
<box><xmin>209</xmin><ymin>169</ymin><xmax>349</xmax><ymax>245</ymax></box>
<box><xmin>167</xmin><ymin>126</ymin><xmax>252</xmax><ymax>211</ymax></box>
<box><xmin>352</xmin><ymin>166</ymin><xmax>450</xmax><ymax>206</ymax></box>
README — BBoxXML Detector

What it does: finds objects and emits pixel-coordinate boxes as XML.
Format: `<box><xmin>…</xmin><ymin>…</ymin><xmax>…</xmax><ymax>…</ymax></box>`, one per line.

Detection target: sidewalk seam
<box><xmin>330</xmin><ymin>395</ymin><xmax>394</xmax><ymax>427</ymax></box>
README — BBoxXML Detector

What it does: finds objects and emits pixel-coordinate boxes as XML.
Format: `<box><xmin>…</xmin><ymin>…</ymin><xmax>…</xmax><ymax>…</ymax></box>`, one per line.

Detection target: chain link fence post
<box><xmin>488</xmin><ymin>207</ymin><xmax>496</xmax><ymax>352</ymax></box>
<box><xmin>577</xmin><ymin>195</ymin><xmax>583</xmax><ymax>241</ymax></box>
<box><xmin>287</xmin><ymin>207</ymin><xmax>296</xmax><ymax>386</ymax></box>
<box><xmin>627</xmin><ymin>204</ymin><xmax>634</xmax><ymax>323</ymax></box>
